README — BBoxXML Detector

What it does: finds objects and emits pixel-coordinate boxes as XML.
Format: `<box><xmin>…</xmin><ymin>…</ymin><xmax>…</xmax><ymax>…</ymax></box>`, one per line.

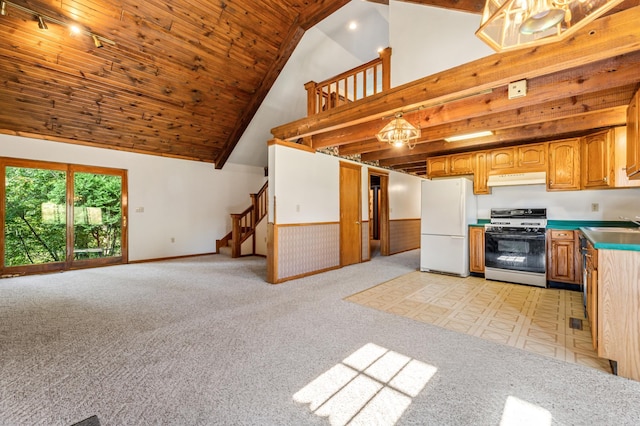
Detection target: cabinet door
<box><xmin>473</xmin><ymin>152</ymin><xmax>490</xmax><ymax>195</ymax></box>
<box><xmin>449</xmin><ymin>153</ymin><xmax>474</xmax><ymax>175</ymax></box>
<box><xmin>547</xmin><ymin>230</ymin><xmax>579</xmax><ymax>283</ymax></box>
<box><xmin>517</xmin><ymin>143</ymin><xmax>546</xmax><ymax>170</ymax></box>
<box><xmin>489</xmin><ymin>147</ymin><xmax>515</xmax><ymax>172</ymax></box>
<box><xmin>585</xmin><ymin>241</ymin><xmax>598</xmax><ymax>351</ymax></box>
<box><xmin>582</xmin><ymin>130</ymin><xmax>614</xmax><ymax>189</ymax></box>
<box><xmin>548</xmin><ymin>139</ymin><xmax>581</xmax><ymax>191</ymax></box>
<box><xmin>627</xmin><ymin>89</ymin><xmax>639</xmax><ymax>179</ymax></box>
<box><xmin>469</xmin><ymin>226</ymin><xmax>485</xmax><ymax>273</ymax></box>
<box><xmin>427</xmin><ymin>156</ymin><xmax>448</xmax><ymax>177</ymax></box>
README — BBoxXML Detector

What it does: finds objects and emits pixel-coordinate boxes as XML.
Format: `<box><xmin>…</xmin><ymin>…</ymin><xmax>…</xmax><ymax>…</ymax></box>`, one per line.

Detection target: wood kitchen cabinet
<box><xmin>473</xmin><ymin>152</ymin><xmax>490</xmax><ymax>195</ymax></box>
<box><xmin>548</xmin><ymin>138</ymin><xmax>581</xmax><ymax>191</ymax></box>
<box><xmin>627</xmin><ymin>88</ymin><xmax>639</xmax><ymax>179</ymax></box>
<box><xmin>582</xmin><ymin>129</ymin><xmax>615</xmax><ymax>189</ymax></box>
<box><xmin>427</xmin><ymin>156</ymin><xmax>448</xmax><ymax>177</ymax></box>
<box><xmin>585</xmin><ymin>239</ymin><xmax>598</xmax><ymax>350</ymax></box>
<box><xmin>469</xmin><ymin>226</ymin><xmax>485</xmax><ymax>274</ymax></box>
<box><xmin>449</xmin><ymin>153</ymin><xmax>474</xmax><ymax>175</ymax></box>
<box><xmin>547</xmin><ymin>229</ymin><xmax>581</xmax><ymax>284</ymax></box>
<box><xmin>489</xmin><ymin>147</ymin><xmax>515</xmax><ymax>172</ymax></box>
<box><xmin>517</xmin><ymin>143</ymin><xmax>546</xmax><ymax>170</ymax></box>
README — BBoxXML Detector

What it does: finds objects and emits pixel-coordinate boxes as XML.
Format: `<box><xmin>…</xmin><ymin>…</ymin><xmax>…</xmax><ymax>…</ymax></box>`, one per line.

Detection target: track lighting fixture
<box><xmin>92</xmin><ymin>35</ymin><xmax>103</xmax><ymax>48</ymax></box>
<box><xmin>0</xmin><ymin>1</ymin><xmax>115</xmax><ymax>46</ymax></box>
<box><xmin>37</xmin><ymin>15</ymin><xmax>47</xmax><ymax>30</ymax></box>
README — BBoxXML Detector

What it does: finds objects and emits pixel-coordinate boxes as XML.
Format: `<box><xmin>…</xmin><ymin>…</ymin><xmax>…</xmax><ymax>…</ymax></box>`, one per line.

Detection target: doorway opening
<box><xmin>368</xmin><ymin>170</ymin><xmax>389</xmax><ymax>259</ymax></box>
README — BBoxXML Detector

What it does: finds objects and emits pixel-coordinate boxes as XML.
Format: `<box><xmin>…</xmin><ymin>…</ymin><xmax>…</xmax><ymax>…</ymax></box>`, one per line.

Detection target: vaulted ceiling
<box><xmin>271</xmin><ymin>1</ymin><xmax>640</xmax><ymax>176</ymax></box>
<box><xmin>1</xmin><ymin>0</ymin><xmax>638</xmax><ymax>172</ymax></box>
<box><xmin>0</xmin><ymin>0</ymin><xmax>477</xmax><ymax>168</ymax></box>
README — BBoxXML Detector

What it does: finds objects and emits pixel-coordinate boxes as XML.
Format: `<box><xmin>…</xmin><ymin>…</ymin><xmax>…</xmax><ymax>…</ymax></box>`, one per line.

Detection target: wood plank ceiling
<box><xmin>1</xmin><ymin>0</ymin><xmax>638</xmax><ymax>172</ymax></box>
<box><xmin>270</xmin><ymin>1</ymin><xmax>640</xmax><ymax>176</ymax></box>
<box><xmin>0</xmin><ymin>0</ymin><xmax>355</xmax><ymax>167</ymax></box>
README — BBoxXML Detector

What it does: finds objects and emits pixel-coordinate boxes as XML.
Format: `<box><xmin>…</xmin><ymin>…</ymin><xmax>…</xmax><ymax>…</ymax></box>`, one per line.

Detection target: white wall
<box><xmin>271</xmin><ymin>144</ymin><xmax>423</xmax><ymax>224</ymax></box>
<box><xmin>389</xmin><ymin>1</ymin><xmax>494</xmax><ymax>87</ymax></box>
<box><xmin>271</xmin><ymin>144</ymin><xmax>340</xmax><ymax>224</ymax></box>
<box><xmin>0</xmin><ymin>134</ymin><xmax>266</xmax><ymax>261</ymax></box>
<box><xmin>477</xmin><ymin>185</ymin><xmax>640</xmax><ymax>221</ymax></box>
<box><xmin>387</xmin><ymin>170</ymin><xmax>423</xmax><ymax>219</ymax></box>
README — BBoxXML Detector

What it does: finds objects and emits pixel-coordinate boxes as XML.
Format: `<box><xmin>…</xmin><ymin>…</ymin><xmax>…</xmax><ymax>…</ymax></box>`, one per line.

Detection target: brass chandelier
<box><xmin>476</xmin><ymin>0</ymin><xmax>624</xmax><ymax>51</ymax></box>
<box><xmin>376</xmin><ymin>113</ymin><xmax>421</xmax><ymax>149</ymax></box>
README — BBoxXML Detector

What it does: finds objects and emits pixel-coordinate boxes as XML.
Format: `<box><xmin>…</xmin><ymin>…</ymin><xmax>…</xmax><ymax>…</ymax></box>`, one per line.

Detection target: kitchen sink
<box><xmin>585</xmin><ymin>227</ymin><xmax>640</xmax><ymax>233</ymax></box>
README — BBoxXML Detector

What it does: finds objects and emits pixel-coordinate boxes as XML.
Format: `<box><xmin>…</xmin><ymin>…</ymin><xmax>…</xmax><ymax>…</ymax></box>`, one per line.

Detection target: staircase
<box><xmin>216</xmin><ymin>181</ymin><xmax>267</xmax><ymax>258</ymax></box>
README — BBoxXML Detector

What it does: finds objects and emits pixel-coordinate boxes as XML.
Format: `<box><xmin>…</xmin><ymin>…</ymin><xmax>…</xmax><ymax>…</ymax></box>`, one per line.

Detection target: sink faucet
<box><xmin>619</xmin><ymin>216</ymin><xmax>640</xmax><ymax>227</ymax></box>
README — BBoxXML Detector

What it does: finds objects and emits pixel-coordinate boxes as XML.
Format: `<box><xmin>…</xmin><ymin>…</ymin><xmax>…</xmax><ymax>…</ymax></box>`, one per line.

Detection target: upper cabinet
<box><xmin>426</xmin><ymin>128</ymin><xmax>637</xmax><ymax>193</ymax></box>
<box><xmin>449</xmin><ymin>153</ymin><xmax>474</xmax><ymax>175</ymax></box>
<box><xmin>489</xmin><ymin>147</ymin><xmax>515</xmax><ymax>172</ymax></box>
<box><xmin>582</xmin><ymin>130</ymin><xmax>614</xmax><ymax>189</ymax></box>
<box><xmin>517</xmin><ymin>144</ymin><xmax>547</xmax><ymax>170</ymax></box>
<box><xmin>427</xmin><ymin>153</ymin><xmax>473</xmax><ymax>177</ymax></box>
<box><xmin>548</xmin><ymin>138</ymin><xmax>581</xmax><ymax>191</ymax></box>
<box><xmin>627</xmin><ymin>89</ymin><xmax>640</xmax><ymax>179</ymax></box>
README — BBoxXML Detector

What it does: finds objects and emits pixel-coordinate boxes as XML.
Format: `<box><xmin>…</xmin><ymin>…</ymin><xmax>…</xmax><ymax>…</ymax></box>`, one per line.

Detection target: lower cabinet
<box><xmin>585</xmin><ymin>240</ymin><xmax>598</xmax><ymax>350</ymax></box>
<box><xmin>546</xmin><ymin>229</ymin><xmax>581</xmax><ymax>284</ymax></box>
<box><xmin>469</xmin><ymin>226</ymin><xmax>485</xmax><ymax>273</ymax></box>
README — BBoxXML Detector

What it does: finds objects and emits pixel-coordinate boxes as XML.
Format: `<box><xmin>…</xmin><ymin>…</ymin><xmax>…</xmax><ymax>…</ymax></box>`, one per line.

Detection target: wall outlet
<box><xmin>135</xmin><ymin>207</ymin><xmax>144</xmax><ymax>213</ymax></box>
<box><xmin>591</xmin><ymin>203</ymin><xmax>599</xmax><ymax>212</ymax></box>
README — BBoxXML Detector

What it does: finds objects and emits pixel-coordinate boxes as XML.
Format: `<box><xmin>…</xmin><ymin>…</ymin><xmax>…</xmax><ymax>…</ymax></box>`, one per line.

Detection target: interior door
<box><xmin>340</xmin><ymin>162</ymin><xmax>361</xmax><ymax>266</ymax></box>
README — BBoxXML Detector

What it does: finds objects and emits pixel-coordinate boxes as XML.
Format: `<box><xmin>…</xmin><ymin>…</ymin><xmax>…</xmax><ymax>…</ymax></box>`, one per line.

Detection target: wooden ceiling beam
<box><xmin>397</xmin><ymin>0</ymin><xmax>485</xmax><ymax>14</ymax></box>
<box><xmin>347</xmin><ymin>87</ymin><xmax>634</xmax><ymax>158</ymax></box>
<box><xmin>310</xmin><ymin>51</ymin><xmax>640</xmax><ymax>149</ymax></box>
<box><xmin>272</xmin><ymin>6</ymin><xmax>640</xmax><ymax>140</ymax></box>
<box><xmin>371</xmin><ymin>107</ymin><xmax>627</xmax><ymax>166</ymax></box>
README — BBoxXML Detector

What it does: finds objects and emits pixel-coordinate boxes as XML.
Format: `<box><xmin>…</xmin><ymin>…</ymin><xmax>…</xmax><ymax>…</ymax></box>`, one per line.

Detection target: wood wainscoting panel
<box><xmin>275</xmin><ymin>222</ymin><xmax>340</xmax><ymax>282</ymax></box>
<box><xmin>389</xmin><ymin>219</ymin><xmax>420</xmax><ymax>255</ymax></box>
<box><xmin>362</xmin><ymin>220</ymin><xmax>370</xmax><ymax>261</ymax></box>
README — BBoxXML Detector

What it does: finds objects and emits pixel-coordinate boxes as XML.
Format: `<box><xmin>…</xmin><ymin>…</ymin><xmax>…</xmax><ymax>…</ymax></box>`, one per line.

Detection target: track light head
<box><xmin>37</xmin><ymin>15</ymin><xmax>47</xmax><ymax>30</ymax></box>
<box><xmin>92</xmin><ymin>34</ymin><xmax>103</xmax><ymax>48</ymax></box>
<box><xmin>1</xmin><ymin>1</ymin><xmax>7</xmax><ymax>16</ymax></box>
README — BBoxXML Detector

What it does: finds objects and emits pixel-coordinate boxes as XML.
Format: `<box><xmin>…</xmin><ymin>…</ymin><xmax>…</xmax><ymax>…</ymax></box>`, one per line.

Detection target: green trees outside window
<box><xmin>3</xmin><ymin>162</ymin><xmax>125</xmax><ymax>269</ymax></box>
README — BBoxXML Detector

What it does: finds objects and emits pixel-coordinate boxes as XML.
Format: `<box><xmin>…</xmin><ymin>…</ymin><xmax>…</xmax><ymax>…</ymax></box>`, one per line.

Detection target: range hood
<box><xmin>487</xmin><ymin>171</ymin><xmax>546</xmax><ymax>187</ymax></box>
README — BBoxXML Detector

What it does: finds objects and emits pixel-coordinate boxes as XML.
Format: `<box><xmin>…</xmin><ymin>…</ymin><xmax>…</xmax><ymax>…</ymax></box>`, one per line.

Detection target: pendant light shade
<box><xmin>476</xmin><ymin>0</ymin><xmax>624</xmax><ymax>52</ymax></box>
<box><xmin>519</xmin><ymin>0</ymin><xmax>566</xmax><ymax>34</ymax></box>
<box><xmin>376</xmin><ymin>113</ymin><xmax>421</xmax><ymax>149</ymax></box>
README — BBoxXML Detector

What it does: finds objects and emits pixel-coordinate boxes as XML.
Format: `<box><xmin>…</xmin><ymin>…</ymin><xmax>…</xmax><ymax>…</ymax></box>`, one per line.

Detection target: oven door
<box><xmin>484</xmin><ymin>228</ymin><xmax>546</xmax><ymax>274</ymax></box>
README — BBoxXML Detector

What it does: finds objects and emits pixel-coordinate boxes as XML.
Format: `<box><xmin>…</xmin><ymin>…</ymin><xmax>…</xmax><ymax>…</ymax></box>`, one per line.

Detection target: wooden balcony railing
<box><xmin>304</xmin><ymin>47</ymin><xmax>391</xmax><ymax>116</ymax></box>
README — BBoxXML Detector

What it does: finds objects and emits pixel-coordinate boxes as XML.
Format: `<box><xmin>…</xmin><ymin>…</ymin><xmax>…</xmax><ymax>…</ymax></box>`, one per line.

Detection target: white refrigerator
<box><xmin>420</xmin><ymin>177</ymin><xmax>477</xmax><ymax>277</ymax></box>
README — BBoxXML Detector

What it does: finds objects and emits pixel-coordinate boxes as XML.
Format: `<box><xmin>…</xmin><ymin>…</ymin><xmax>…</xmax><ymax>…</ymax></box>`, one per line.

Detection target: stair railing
<box><xmin>227</xmin><ymin>181</ymin><xmax>268</xmax><ymax>258</ymax></box>
<box><xmin>304</xmin><ymin>47</ymin><xmax>391</xmax><ymax>116</ymax></box>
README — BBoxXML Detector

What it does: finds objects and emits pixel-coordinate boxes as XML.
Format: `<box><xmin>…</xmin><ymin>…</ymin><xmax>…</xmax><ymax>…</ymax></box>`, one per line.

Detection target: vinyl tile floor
<box><xmin>345</xmin><ymin>271</ymin><xmax>612</xmax><ymax>374</ymax></box>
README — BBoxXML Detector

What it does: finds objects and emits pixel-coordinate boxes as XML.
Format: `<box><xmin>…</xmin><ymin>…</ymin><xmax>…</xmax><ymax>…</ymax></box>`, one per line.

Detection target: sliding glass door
<box><xmin>1</xmin><ymin>159</ymin><xmax>127</xmax><ymax>275</ymax></box>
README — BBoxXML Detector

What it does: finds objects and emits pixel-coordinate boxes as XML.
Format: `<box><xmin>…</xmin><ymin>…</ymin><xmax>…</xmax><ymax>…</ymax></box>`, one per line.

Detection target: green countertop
<box><xmin>470</xmin><ymin>220</ymin><xmax>640</xmax><ymax>251</ymax></box>
<box><xmin>546</xmin><ymin>220</ymin><xmax>640</xmax><ymax>251</ymax></box>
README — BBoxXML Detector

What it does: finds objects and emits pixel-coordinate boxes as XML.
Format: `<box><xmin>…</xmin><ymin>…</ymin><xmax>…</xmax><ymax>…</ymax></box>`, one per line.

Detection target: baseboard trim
<box><xmin>129</xmin><ymin>252</ymin><xmax>217</xmax><ymax>264</ymax></box>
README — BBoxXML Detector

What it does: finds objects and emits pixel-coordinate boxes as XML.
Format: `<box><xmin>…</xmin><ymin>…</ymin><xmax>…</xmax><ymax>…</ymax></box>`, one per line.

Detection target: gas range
<box><xmin>484</xmin><ymin>208</ymin><xmax>548</xmax><ymax>288</ymax></box>
<box><xmin>486</xmin><ymin>208</ymin><xmax>547</xmax><ymax>231</ymax></box>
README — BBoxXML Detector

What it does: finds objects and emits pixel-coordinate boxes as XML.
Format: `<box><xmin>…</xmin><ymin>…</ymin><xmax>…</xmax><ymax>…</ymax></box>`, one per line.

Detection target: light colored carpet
<box><xmin>1</xmin><ymin>250</ymin><xmax>639</xmax><ymax>425</ymax></box>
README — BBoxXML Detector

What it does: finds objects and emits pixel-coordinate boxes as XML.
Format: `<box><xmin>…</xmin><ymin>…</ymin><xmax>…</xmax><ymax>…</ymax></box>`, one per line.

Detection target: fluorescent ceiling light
<box><xmin>444</xmin><ymin>130</ymin><xmax>493</xmax><ymax>142</ymax></box>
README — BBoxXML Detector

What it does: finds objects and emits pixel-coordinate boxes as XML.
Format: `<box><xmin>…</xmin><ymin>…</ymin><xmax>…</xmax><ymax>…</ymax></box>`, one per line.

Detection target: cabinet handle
<box><xmin>603</xmin><ymin>177</ymin><xmax>608</xmax><ymax>182</ymax></box>
<box><xmin>558</xmin><ymin>233</ymin><xmax>567</xmax><ymax>236</ymax></box>
<box><xmin>585</xmin><ymin>253</ymin><xmax>592</xmax><ymax>258</ymax></box>
<box><xmin>549</xmin><ymin>180</ymin><xmax>553</xmax><ymax>185</ymax></box>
